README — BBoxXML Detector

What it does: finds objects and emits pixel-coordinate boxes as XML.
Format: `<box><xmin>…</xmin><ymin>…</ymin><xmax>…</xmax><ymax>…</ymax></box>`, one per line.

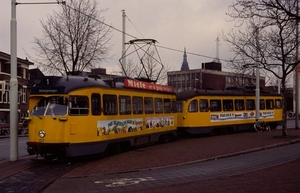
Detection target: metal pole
<box><xmin>296</xmin><ymin>0</ymin><xmax>299</xmax><ymax>130</ymax></box>
<box><xmin>122</xmin><ymin>10</ymin><xmax>126</xmax><ymax>75</ymax></box>
<box><xmin>255</xmin><ymin>65</ymin><xmax>260</xmax><ymax>123</ymax></box>
<box><xmin>278</xmin><ymin>66</ymin><xmax>280</xmax><ymax>94</ymax></box>
<box><xmin>255</xmin><ymin>27</ymin><xmax>260</xmax><ymax>124</ymax></box>
<box><xmin>10</xmin><ymin>0</ymin><xmax>18</xmax><ymax>161</ymax></box>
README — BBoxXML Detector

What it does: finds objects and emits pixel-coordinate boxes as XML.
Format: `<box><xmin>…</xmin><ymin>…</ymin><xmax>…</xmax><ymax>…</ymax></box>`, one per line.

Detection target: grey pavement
<box><xmin>42</xmin><ymin>141</ymin><xmax>300</xmax><ymax>193</ymax></box>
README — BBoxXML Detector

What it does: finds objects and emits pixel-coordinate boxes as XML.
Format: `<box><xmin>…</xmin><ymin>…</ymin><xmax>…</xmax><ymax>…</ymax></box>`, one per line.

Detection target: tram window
<box><xmin>69</xmin><ymin>96</ymin><xmax>89</xmax><ymax>115</ymax></box>
<box><xmin>174</xmin><ymin>101</ymin><xmax>183</xmax><ymax>113</ymax></box>
<box><xmin>133</xmin><ymin>96</ymin><xmax>143</xmax><ymax>114</ymax></box>
<box><xmin>210</xmin><ymin>100</ymin><xmax>221</xmax><ymax>112</ymax></box>
<box><xmin>119</xmin><ymin>95</ymin><xmax>131</xmax><ymax>115</ymax></box>
<box><xmin>200</xmin><ymin>99</ymin><xmax>209</xmax><ymax>112</ymax></box>
<box><xmin>234</xmin><ymin>99</ymin><xmax>244</xmax><ymax>110</ymax></box>
<box><xmin>155</xmin><ymin>98</ymin><xmax>163</xmax><ymax>114</ymax></box>
<box><xmin>32</xmin><ymin>96</ymin><xmax>68</xmax><ymax>116</ymax></box>
<box><xmin>144</xmin><ymin>97</ymin><xmax>154</xmax><ymax>114</ymax></box>
<box><xmin>260</xmin><ymin>99</ymin><xmax>265</xmax><ymax>110</ymax></box>
<box><xmin>223</xmin><ymin>100</ymin><xmax>233</xmax><ymax>111</ymax></box>
<box><xmin>275</xmin><ymin>99</ymin><xmax>282</xmax><ymax>109</ymax></box>
<box><xmin>103</xmin><ymin>94</ymin><xmax>117</xmax><ymax>115</ymax></box>
<box><xmin>266</xmin><ymin>99</ymin><xmax>274</xmax><ymax>109</ymax></box>
<box><xmin>164</xmin><ymin>99</ymin><xmax>171</xmax><ymax>113</ymax></box>
<box><xmin>188</xmin><ymin>99</ymin><xmax>198</xmax><ymax>112</ymax></box>
<box><xmin>91</xmin><ymin>93</ymin><xmax>101</xmax><ymax>115</ymax></box>
<box><xmin>246</xmin><ymin>99</ymin><xmax>255</xmax><ymax>110</ymax></box>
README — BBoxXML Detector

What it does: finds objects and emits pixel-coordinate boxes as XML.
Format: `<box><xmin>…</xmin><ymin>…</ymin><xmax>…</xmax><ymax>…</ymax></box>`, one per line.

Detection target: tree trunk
<box><xmin>281</xmin><ymin>85</ymin><xmax>288</xmax><ymax>137</ymax></box>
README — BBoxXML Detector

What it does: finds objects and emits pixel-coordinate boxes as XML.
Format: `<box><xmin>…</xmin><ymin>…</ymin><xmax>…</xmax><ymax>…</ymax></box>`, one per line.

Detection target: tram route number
<box><xmin>94</xmin><ymin>177</ymin><xmax>155</xmax><ymax>187</ymax></box>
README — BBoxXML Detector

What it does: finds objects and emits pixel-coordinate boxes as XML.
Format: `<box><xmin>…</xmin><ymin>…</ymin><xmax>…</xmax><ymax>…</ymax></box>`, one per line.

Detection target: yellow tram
<box><xmin>175</xmin><ymin>89</ymin><xmax>282</xmax><ymax>135</ymax></box>
<box><xmin>26</xmin><ymin>76</ymin><xmax>177</xmax><ymax>158</ymax></box>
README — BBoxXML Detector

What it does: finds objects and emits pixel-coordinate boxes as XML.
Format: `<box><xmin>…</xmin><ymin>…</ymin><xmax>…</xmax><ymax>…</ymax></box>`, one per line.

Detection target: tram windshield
<box><xmin>31</xmin><ymin>96</ymin><xmax>68</xmax><ymax>117</ymax></box>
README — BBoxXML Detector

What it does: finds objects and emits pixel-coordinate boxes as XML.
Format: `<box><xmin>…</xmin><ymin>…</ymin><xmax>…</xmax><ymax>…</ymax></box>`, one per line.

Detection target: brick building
<box><xmin>167</xmin><ymin>48</ymin><xmax>265</xmax><ymax>92</ymax></box>
<box><xmin>0</xmin><ymin>51</ymin><xmax>33</xmax><ymax>125</ymax></box>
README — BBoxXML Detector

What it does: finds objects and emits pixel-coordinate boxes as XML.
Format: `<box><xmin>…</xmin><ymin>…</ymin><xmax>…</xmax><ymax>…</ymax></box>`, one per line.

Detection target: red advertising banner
<box><xmin>124</xmin><ymin>79</ymin><xmax>174</xmax><ymax>93</ymax></box>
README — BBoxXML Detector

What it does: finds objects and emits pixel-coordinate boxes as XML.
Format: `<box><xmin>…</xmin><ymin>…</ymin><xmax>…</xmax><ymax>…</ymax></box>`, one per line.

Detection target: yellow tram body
<box><xmin>27</xmin><ymin>76</ymin><xmax>177</xmax><ymax>157</ymax></box>
<box><xmin>176</xmin><ymin>89</ymin><xmax>282</xmax><ymax>135</ymax></box>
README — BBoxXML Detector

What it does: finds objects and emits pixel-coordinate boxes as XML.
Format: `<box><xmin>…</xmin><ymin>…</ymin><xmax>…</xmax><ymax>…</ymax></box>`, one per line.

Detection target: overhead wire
<box><xmin>125</xmin><ymin>13</ymin><xmax>145</xmax><ymax>39</ymax></box>
<box><xmin>62</xmin><ymin>3</ymin><xmax>232</xmax><ymax>63</ymax></box>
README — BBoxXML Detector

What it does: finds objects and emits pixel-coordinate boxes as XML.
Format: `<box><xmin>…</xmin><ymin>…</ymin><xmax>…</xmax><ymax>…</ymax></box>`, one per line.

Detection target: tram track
<box><xmin>0</xmin><ymin>157</ymin><xmax>86</xmax><ymax>193</ymax></box>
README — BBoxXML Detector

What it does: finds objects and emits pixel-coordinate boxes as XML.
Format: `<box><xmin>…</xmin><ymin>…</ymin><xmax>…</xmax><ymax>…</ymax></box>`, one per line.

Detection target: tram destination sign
<box><xmin>124</xmin><ymin>79</ymin><xmax>174</xmax><ymax>93</ymax></box>
<box><xmin>31</xmin><ymin>86</ymin><xmax>65</xmax><ymax>94</ymax></box>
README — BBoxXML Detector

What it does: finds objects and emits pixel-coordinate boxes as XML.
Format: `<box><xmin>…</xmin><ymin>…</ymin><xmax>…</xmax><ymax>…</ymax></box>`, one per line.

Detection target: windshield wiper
<box><xmin>49</xmin><ymin>105</ymin><xmax>56</xmax><ymax>120</ymax></box>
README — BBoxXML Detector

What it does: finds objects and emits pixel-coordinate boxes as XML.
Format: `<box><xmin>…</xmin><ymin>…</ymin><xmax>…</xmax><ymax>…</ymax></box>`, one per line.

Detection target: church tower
<box><xmin>180</xmin><ymin>47</ymin><xmax>190</xmax><ymax>71</ymax></box>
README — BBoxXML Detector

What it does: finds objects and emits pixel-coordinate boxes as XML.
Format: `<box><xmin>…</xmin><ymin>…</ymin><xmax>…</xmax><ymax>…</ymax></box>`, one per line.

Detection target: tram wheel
<box><xmin>210</xmin><ymin>129</ymin><xmax>217</xmax><ymax>136</ymax></box>
<box><xmin>160</xmin><ymin>134</ymin><xmax>170</xmax><ymax>143</ymax></box>
<box><xmin>113</xmin><ymin>143</ymin><xmax>122</xmax><ymax>154</ymax></box>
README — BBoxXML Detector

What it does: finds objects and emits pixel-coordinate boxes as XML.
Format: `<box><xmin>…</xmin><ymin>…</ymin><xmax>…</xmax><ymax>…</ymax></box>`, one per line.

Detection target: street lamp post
<box><xmin>254</xmin><ymin>26</ymin><xmax>260</xmax><ymax>126</ymax></box>
<box><xmin>10</xmin><ymin>0</ymin><xmax>65</xmax><ymax>161</ymax></box>
<box><xmin>243</xmin><ymin>63</ymin><xmax>260</xmax><ymax>124</ymax></box>
<box><xmin>10</xmin><ymin>0</ymin><xmax>18</xmax><ymax>162</ymax></box>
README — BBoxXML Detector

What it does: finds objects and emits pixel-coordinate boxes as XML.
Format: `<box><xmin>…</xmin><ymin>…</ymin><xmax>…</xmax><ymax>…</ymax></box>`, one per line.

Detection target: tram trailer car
<box><xmin>26</xmin><ymin>76</ymin><xmax>177</xmax><ymax>158</ymax></box>
<box><xmin>176</xmin><ymin>89</ymin><xmax>282</xmax><ymax>135</ymax></box>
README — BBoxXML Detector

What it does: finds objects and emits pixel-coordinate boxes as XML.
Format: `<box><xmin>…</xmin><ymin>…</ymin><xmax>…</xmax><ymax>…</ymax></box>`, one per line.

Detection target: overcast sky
<box><xmin>0</xmin><ymin>0</ymin><xmax>236</xmax><ymax>74</ymax></box>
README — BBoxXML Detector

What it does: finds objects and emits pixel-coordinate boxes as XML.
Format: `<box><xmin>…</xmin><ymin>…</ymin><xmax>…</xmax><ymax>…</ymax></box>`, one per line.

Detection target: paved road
<box><xmin>43</xmin><ymin>141</ymin><xmax>300</xmax><ymax>193</ymax></box>
<box><xmin>0</xmin><ymin>136</ymin><xmax>28</xmax><ymax>161</ymax></box>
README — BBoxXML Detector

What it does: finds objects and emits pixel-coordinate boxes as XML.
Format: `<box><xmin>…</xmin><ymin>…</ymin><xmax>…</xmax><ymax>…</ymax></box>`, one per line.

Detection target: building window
<box><xmin>22</xmin><ymin>87</ymin><xmax>27</xmax><ymax>103</ymax></box>
<box><xmin>0</xmin><ymin>81</ymin><xmax>4</xmax><ymax>103</ymax></box>
<box><xmin>3</xmin><ymin>84</ymin><xmax>9</xmax><ymax>103</ymax></box>
<box><xmin>23</xmin><ymin>68</ymin><xmax>26</xmax><ymax>79</ymax></box>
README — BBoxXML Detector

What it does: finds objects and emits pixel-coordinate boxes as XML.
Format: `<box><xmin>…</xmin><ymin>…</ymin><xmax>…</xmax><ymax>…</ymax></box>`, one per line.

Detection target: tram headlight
<box><xmin>38</xmin><ymin>130</ymin><xmax>46</xmax><ymax>138</ymax></box>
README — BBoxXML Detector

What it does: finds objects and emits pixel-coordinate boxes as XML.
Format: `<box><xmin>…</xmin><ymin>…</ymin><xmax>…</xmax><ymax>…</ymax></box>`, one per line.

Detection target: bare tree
<box><xmin>136</xmin><ymin>50</ymin><xmax>170</xmax><ymax>84</ymax></box>
<box><xmin>120</xmin><ymin>58</ymin><xmax>139</xmax><ymax>78</ymax></box>
<box><xmin>32</xmin><ymin>0</ymin><xmax>111</xmax><ymax>75</ymax></box>
<box><xmin>224</xmin><ymin>0</ymin><xmax>300</xmax><ymax>136</ymax></box>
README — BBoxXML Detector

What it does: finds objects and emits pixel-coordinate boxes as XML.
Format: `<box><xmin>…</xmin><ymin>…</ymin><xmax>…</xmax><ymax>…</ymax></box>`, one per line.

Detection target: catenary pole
<box><xmin>255</xmin><ymin>27</ymin><xmax>260</xmax><ymax>125</ymax></box>
<box><xmin>122</xmin><ymin>9</ymin><xmax>126</xmax><ymax>75</ymax></box>
<box><xmin>296</xmin><ymin>0</ymin><xmax>299</xmax><ymax>130</ymax></box>
<box><xmin>9</xmin><ymin>0</ymin><xmax>65</xmax><ymax>161</ymax></box>
<box><xmin>10</xmin><ymin>0</ymin><xmax>18</xmax><ymax>161</ymax></box>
